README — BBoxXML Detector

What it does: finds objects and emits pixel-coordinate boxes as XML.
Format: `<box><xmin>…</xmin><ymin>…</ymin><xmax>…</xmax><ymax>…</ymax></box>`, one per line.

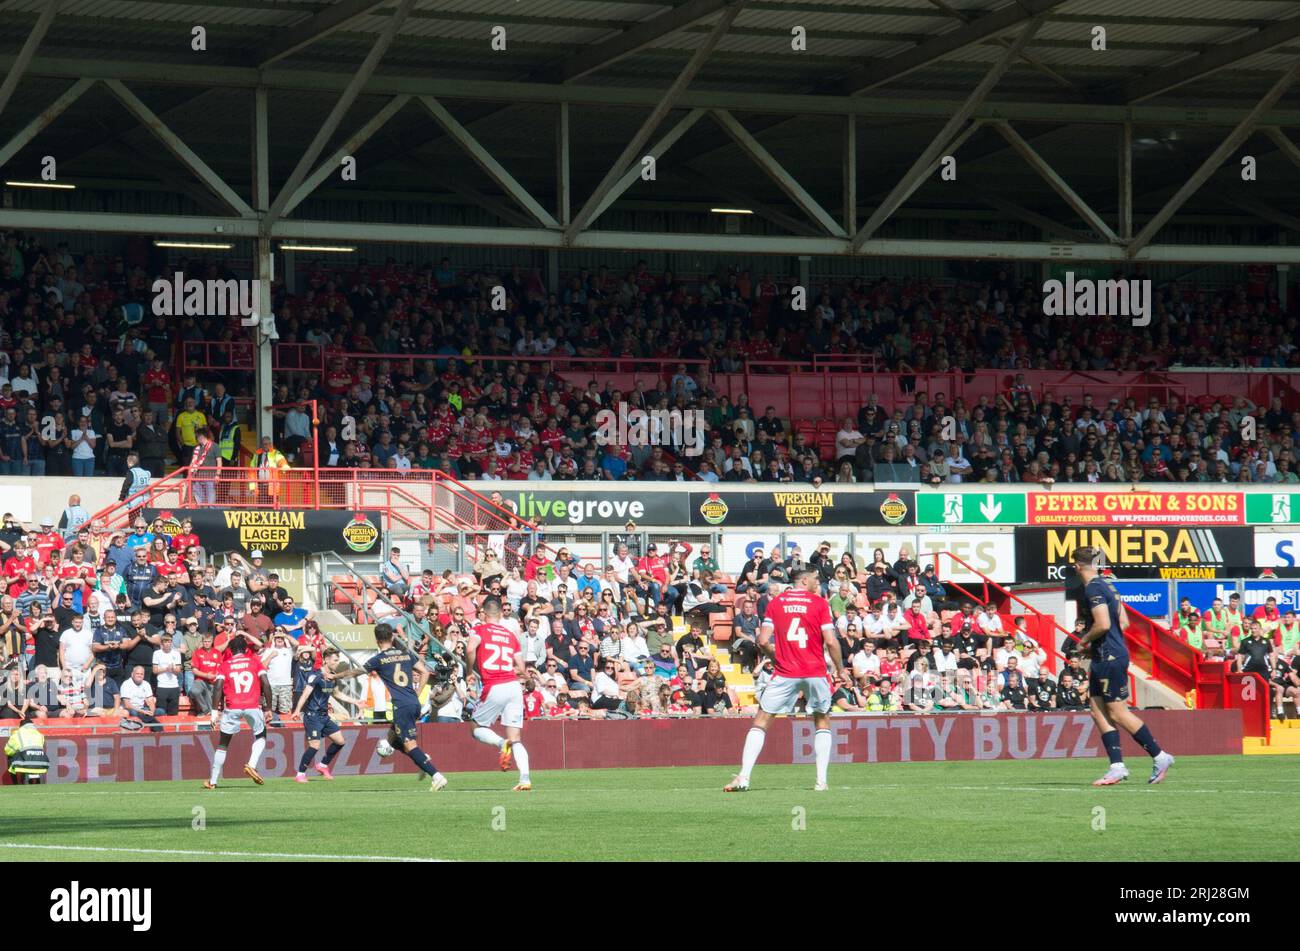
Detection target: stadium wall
<box><xmin>0</xmin><ymin>477</ymin><xmax>120</xmax><ymax>523</ymax></box>
<box><xmin>24</xmin><ymin>710</ymin><xmax>1240</xmax><ymax>784</ymax></box>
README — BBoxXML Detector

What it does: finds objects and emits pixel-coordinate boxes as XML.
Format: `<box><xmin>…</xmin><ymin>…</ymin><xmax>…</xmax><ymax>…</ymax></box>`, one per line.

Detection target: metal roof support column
<box><xmin>850</xmin><ymin>16</ymin><xmax>1043</xmax><ymax>251</ymax></box>
<box><xmin>1130</xmin><ymin>63</ymin><xmax>1300</xmax><ymax>255</ymax></box>
<box><xmin>266</xmin><ymin>0</ymin><xmax>414</xmax><ymax>224</ymax></box>
<box><xmin>563</xmin><ymin>0</ymin><xmax>746</xmax><ymax>243</ymax></box>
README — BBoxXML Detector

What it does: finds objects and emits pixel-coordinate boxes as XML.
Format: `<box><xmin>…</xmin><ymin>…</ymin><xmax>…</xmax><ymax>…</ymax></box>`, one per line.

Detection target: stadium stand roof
<box><xmin>2</xmin><ymin>0</ymin><xmax>1300</xmax><ymax>262</ymax></box>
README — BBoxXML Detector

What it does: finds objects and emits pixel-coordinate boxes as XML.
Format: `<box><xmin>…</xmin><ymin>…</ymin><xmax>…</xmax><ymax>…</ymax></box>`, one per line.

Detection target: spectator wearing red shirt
<box><xmin>33</xmin><ymin>519</ymin><xmax>65</xmax><ymax>566</ymax></box>
<box><xmin>142</xmin><ymin>358</ymin><xmax>173</xmax><ymax>415</ymax></box>
<box><xmin>170</xmin><ymin>519</ymin><xmax>200</xmax><ymax>555</ymax></box>
<box><xmin>523</xmin><ymin>550</ymin><xmax>552</xmax><ymax>582</ymax></box>
<box><xmin>636</xmin><ymin>543</ymin><xmax>669</xmax><ymax>607</ymax></box>
<box><xmin>4</xmin><ymin>541</ymin><xmax>38</xmax><ymax>584</ymax></box>
<box><xmin>904</xmin><ymin>603</ymin><xmax>933</xmax><ymax>644</ymax></box>
<box><xmin>189</xmin><ymin>631</ymin><xmax>222</xmax><ymax>714</ymax></box>
<box><xmin>1251</xmin><ymin>597</ymin><xmax>1282</xmax><ymax>639</ymax></box>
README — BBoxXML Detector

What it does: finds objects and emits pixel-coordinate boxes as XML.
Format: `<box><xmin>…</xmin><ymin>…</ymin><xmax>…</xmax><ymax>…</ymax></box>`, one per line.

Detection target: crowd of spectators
<box><xmin>1169</xmin><ymin>591</ymin><xmax>1300</xmax><ymax>719</ymax></box>
<box><xmin>2</xmin><ymin>230</ymin><xmax>1297</xmax><ymax>487</ymax></box>
<box><xmin>371</xmin><ymin>532</ymin><xmax>1083</xmax><ymax>720</ymax></box>
<box><xmin>0</xmin><ymin>509</ymin><xmax>327</xmax><ymax>729</ymax></box>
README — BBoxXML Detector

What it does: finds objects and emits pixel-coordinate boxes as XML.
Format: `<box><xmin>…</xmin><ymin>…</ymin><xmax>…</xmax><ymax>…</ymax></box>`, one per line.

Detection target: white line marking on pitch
<box><xmin>0</xmin><ymin>843</ymin><xmax>450</xmax><ymax>862</ymax></box>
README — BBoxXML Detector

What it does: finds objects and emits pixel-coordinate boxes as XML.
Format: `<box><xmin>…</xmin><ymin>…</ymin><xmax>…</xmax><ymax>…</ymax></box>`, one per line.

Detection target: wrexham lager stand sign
<box><xmin>916</xmin><ymin>492</ymin><xmax>1026</xmax><ymax>525</ymax></box>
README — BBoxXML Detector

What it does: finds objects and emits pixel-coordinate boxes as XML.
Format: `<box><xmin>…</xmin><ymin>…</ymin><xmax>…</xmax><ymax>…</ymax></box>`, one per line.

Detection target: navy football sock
<box><xmin>1100</xmin><ymin>729</ymin><xmax>1124</xmax><ymax>766</ymax></box>
<box><xmin>406</xmin><ymin>745</ymin><xmax>438</xmax><ymax>777</ymax></box>
<box><xmin>1131</xmin><ymin>725</ymin><xmax>1162</xmax><ymax>758</ymax></box>
<box><xmin>297</xmin><ymin>748</ymin><xmax>316</xmax><ymax>773</ymax></box>
<box><xmin>322</xmin><ymin>741</ymin><xmax>343</xmax><ymax>765</ymax></box>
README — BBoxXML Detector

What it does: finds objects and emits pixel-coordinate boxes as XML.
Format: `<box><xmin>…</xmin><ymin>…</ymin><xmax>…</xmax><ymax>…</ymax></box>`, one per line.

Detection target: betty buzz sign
<box><xmin>144</xmin><ymin>509</ymin><xmax>381</xmax><ymax>555</ymax></box>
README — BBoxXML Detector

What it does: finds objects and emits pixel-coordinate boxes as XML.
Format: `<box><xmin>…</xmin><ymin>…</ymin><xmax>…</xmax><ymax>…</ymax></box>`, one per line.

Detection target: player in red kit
<box><xmin>724</xmin><ymin>569</ymin><xmax>844</xmax><ymax>793</ymax></box>
<box><xmin>465</xmin><ymin>597</ymin><xmax>532</xmax><ymax>791</ymax></box>
<box><xmin>204</xmin><ymin>635</ymin><xmax>273</xmax><ymax>789</ymax></box>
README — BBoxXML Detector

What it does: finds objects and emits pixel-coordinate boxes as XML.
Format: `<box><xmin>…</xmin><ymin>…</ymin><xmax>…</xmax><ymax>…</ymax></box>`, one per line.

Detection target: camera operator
<box><xmin>427</xmin><ymin>653</ymin><xmax>468</xmax><ymax>723</ymax></box>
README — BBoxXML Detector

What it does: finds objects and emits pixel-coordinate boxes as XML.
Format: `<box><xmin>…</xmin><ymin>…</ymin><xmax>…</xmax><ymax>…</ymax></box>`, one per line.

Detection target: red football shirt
<box><xmin>217</xmin><ymin>652</ymin><xmax>266</xmax><ymax>710</ymax></box>
<box><xmin>523</xmin><ymin>689</ymin><xmax>543</xmax><ymax>720</ymax></box>
<box><xmin>4</xmin><ymin>555</ymin><xmax>36</xmax><ymax>580</ymax></box>
<box><xmin>473</xmin><ymin>621</ymin><xmax>521</xmax><ymax>695</ymax></box>
<box><xmin>33</xmin><ymin>532</ymin><xmax>65</xmax><ymax>566</ymax></box>
<box><xmin>762</xmin><ymin>589</ymin><xmax>834</xmax><ymax>679</ymax></box>
<box><xmin>170</xmin><ymin>533</ymin><xmax>199</xmax><ymax>553</ymax></box>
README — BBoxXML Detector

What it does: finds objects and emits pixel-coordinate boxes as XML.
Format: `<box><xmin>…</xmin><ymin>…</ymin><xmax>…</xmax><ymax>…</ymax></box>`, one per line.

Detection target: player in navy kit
<box><xmin>334</xmin><ymin>623</ymin><xmax>448</xmax><ymax>791</ymax></box>
<box><xmin>1071</xmin><ymin>547</ymin><xmax>1175</xmax><ymax>786</ymax></box>
<box><xmin>290</xmin><ymin>646</ymin><xmax>346</xmax><ymax>783</ymax></box>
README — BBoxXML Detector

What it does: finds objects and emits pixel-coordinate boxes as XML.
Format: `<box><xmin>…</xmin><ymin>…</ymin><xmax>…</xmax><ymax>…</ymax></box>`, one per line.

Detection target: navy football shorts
<box><xmin>1088</xmin><ymin>657</ymin><xmax>1131</xmax><ymax>703</ymax></box>
<box><xmin>391</xmin><ymin>702</ymin><xmax>421</xmax><ymax>744</ymax></box>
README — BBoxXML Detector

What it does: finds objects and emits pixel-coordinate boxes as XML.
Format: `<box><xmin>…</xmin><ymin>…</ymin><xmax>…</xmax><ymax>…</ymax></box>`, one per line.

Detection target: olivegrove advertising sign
<box><xmin>502</xmin><ymin>489</ymin><xmax>691</xmax><ymax>526</ymax></box>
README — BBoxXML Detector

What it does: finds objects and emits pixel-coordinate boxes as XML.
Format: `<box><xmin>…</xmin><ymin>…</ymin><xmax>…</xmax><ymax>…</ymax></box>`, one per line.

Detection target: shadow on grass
<box><xmin>0</xmin><ymin>814</ymin><xmax>303</xmax><ymax>839</ymax></box>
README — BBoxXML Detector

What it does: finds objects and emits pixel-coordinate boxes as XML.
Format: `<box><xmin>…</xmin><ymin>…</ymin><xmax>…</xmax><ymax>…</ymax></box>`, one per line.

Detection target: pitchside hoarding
<box><xmin>20</xmin><ymin>710</ymin><xmax>1241</xmax><ymax>783</ymax></box>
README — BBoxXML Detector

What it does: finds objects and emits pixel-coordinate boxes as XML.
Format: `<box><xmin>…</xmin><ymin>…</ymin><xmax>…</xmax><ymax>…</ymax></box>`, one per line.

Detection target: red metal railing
<box><xmin>930</xmin><ymin>550</ymin><xmax>1077</xmax><ymax>673</ymax></box>
<box><xmin>1118</xmin><ymin>604</ymin><xmax>1201</xmax><ymax>697</ymax></box>
<box><xmin>89</xmin><ymin>467</ymin><xmax>534</xmax><ymax>535</ymax></box>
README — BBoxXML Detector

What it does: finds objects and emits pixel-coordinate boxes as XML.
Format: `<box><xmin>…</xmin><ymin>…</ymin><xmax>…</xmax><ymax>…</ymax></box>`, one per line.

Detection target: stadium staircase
<box><xmin>1246</xmin><ymin>717</ymin><xmax>1300</xmax><ymax>755</ymax></box>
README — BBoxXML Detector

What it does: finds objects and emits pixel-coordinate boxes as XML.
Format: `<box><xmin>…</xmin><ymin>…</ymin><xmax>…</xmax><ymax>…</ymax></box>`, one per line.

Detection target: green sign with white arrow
<box><xmin>916</xmin><ymin>492</ymin><xmax>1027</xmax><ymax>525</ymax></box>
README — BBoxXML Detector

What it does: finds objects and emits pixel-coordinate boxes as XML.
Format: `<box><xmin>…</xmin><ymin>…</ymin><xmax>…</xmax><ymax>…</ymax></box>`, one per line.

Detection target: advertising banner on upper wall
<box><xmin>501</xmin><ymin>488</ymin><xmax>691</xmax><ymax>527</ymax></box>
<box><xmin>1015</xmin><ymin>527</ymin><xmax>1255</xmax><ymax>581</ymax></box>
<box><xmin>1027</xmin><ymin>491</ymin><xmax>1244</xmax><ymax>526</ymax></box>
<box><xmin>1253</xmin><ymin>532</ymin><xmax>1300</xmax><ymax>569</ymax></box>
<box><xmin>1246</xmin><ymin>492</ymin><xmax>1300</xmax><ymax>524</ymax></box>
<box><xmin>915</xmin><ymin>492</ymin><xmax>1026</xmax><ymax>525</ymax></box>
<box><xmin>144</xmin><ymin>509</ymin><xmax>382</xmax><ymax>555</ymax></box>
<box><xmin>690</xmin><ymin>490</ymin><xmax>914</xmax><ymax>528</ymax></box>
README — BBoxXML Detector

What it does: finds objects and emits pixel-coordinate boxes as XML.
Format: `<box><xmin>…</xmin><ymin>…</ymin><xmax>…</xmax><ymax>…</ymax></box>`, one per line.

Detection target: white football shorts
<box><xmin>472</xmin><ymin>680</ymin><xmax>525</xmax><ymax>729</ymax></box>
<box><xmin>758</xmin><ymin>674</ymin><xmax>833</xmax><ymax>715</ymax></box>
<box><xmin>219</xmin><ymin>707</ymin><xmax>266</xmax><ymax>735</ymax></box>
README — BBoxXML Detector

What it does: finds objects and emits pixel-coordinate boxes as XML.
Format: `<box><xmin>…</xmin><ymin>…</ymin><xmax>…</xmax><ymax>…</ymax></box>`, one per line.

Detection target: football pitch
<box><xmin>3</xmin><ymin>755</ymin><xmax>1296</xmax><ymax>863</ymax></box>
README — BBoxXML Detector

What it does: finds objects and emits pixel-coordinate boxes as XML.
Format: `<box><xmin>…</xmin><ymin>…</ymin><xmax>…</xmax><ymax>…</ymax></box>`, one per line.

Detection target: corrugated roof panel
<box><xmin>1064</xmin><ymin>0</ymin><xmax>1296</xmax><ymax>20</ymax></box>
<box><xmin>423</xmin><ymin>0</ymin><xmax>666</xmax><ymax>18</ymax></box>
<box><xmin>6</xmin><ymin>0</ymin><xmax>302</xmax><ymax>26</ymax></box>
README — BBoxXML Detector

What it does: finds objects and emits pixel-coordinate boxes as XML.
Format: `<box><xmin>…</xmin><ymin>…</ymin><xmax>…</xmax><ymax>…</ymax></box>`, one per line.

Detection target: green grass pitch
<box><xmin>3</xmin><ymin>755</ymin><xmax>1296</xmax><ymax>862</ymax></box>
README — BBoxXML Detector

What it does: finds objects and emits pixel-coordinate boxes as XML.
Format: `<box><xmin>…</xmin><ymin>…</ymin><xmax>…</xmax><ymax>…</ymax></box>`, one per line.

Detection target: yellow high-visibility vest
<box><xmin>4</xmin><ymin>723</ymin><xmax>49</xmax><ymax>775</ymax></box>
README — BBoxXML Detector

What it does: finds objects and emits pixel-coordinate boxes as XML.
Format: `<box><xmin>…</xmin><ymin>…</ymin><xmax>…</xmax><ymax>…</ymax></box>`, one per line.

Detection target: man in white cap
<box><xmin>245</xmin><ymin>550</ymin><xmax>270</xmax><ymax>594</ymax></box>
<box><xmin>33</xmin><ymin>518</ymin><xmax>65</xmax><ymax>566</ymax></box>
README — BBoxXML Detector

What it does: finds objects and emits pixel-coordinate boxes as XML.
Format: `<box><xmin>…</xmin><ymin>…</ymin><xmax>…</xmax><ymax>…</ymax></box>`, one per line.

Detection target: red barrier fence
<box><xmin>21</xmin><ymin>709</ymin><xmax>1242</xmax><ymax>784</ymax></box>
<box><xmin>177</xmin><ymin>342</ymin><xmax>1300</xmax><ymax>423</ymax></box>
